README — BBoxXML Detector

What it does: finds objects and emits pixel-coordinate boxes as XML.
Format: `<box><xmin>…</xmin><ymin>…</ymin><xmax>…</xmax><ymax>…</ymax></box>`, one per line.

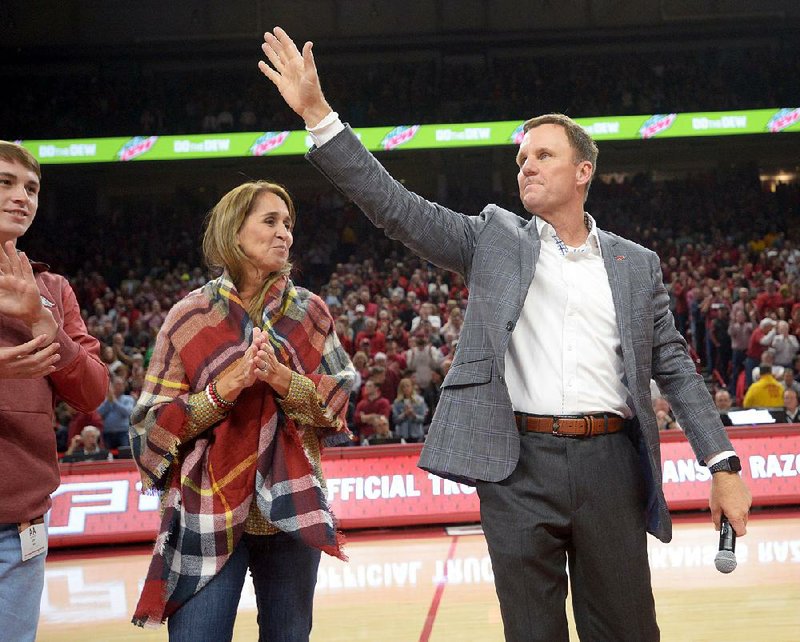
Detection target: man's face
<box><xmin>715</xmin><ymin>391</ymin><xmax>732</xmax><ymax>411</ymax></box>
<box><xmin>785</xmin><ymin>390</ymin><xmax>798</xmax><ymax>412</ymax></box>
<box><xmin>0</xmin><ymin>159</ymin><xmax>40</xmax><ymax>245</ymax></box>
<box><xmin>516</xmin><ymin>124</ymin><xmax>591</xmax><ymax>218</ymax></box>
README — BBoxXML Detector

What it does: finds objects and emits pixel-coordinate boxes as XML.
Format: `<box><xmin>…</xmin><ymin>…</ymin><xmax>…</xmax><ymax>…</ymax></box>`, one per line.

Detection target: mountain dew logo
<box><xmin>249</xmin><ymin>131</ymin><xmax>290</xmax><ymax>156</ymax></box>
<box><xmin>380</xmin><ymin>126</ymin><xmax>420</xmax><ymax>150</ymax></box>
<box><xmin>118</xmin><ymin>136</ymin><xmax>158</xmax><ymax>161</ymax></box>
<box><xmin>510</xmin><ymin>124</ymin><xmax>525</xmax><ymax>145</ymax></box>
<box><xmin>767</xmin><ymin>108</ymin><xmax>800</xmax><ymax>133</ymax></box>
<box><xmin>638</xmin><ymin>114</ymin><xmax>677</xmax><ymax>139</ymax></box>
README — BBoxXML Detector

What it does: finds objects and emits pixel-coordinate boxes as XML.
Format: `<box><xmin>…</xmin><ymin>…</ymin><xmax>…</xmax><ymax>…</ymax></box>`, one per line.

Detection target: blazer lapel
<box><xmin>600</xmin><ymin>231</ymin><xmax>637</xmax><ymax>386</ymax></box>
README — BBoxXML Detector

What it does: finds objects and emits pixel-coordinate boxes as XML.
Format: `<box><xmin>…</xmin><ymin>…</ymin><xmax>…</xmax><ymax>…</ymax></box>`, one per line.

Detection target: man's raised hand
<box><xmin>258</xmin><ymin>27</ymin><xmax>332</xmax><ymax>128</ymax></box>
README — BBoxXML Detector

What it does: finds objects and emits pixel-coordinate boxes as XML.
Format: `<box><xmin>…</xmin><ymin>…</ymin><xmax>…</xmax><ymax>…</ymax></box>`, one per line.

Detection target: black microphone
<box><xmin>714</xmin><ymin>514</ymin><xmax>737</xmax><ymax>574</ymax></box>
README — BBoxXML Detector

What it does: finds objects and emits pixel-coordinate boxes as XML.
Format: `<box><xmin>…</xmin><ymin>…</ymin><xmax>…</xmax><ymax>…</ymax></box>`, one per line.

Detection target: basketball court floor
<box><xmin>38</xmin><ymin>509</ymin><xmax>799</xmax><ymax>641</ymax></box>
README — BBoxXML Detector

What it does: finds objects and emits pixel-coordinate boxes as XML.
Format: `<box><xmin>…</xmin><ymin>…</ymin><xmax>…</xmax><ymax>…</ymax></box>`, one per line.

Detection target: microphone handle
<box><xmin>719</xmin><ymin>515</ymin><xmax>736</xmax><ymax>553</ymax></box>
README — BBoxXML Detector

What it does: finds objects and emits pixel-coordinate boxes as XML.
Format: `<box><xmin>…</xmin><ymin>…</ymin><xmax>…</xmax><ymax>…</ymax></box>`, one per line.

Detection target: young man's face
<box><xmin>0</xmin><ymin>158</ymin><xmax>40</xmax><ymax>245</ymax></box>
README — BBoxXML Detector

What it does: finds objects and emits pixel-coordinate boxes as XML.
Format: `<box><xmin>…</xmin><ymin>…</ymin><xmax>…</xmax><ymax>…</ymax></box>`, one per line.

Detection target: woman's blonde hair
<box><xmin>202</xmin><ymin>181</ymin><xmax>296</xmax><ymax>320</ymax></box>
<box><xmin>396</xmin><ymin>377</ymin><xmax>415</xmax><ymax>401</ymax></box>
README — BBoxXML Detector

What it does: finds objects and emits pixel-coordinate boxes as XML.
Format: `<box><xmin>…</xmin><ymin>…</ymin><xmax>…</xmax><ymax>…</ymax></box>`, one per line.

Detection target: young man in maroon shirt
<box><xmin>0</xmin><ymin>141</ymin><xmax>108</xmax><ymax>640</ymax></box>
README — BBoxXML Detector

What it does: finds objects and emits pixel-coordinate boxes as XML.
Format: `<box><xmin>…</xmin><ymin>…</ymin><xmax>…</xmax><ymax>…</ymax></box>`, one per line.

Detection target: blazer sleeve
<box><xmin>306</xmin><ymin>125</ymin><xmax>486</xmax><ymax>279</ymax></box>
<box><xmin>648</xmin><ymin>252</ymin><xmax>733</xmax><ymax>461</ymax></box>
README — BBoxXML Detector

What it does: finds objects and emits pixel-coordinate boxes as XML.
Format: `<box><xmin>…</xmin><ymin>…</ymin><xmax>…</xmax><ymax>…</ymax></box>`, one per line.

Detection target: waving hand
<box><xmin>258</xmin><ymin>27</ymin><xmax>333</xmax><ymax>127</ymax></box>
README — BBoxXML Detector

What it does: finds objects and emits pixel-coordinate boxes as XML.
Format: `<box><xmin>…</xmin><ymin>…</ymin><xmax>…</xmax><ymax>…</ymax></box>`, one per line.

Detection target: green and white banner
<box><xmin>15</xmin><ymin>107</ymin><xmax>800</xmax><ymax>165</ymax></box>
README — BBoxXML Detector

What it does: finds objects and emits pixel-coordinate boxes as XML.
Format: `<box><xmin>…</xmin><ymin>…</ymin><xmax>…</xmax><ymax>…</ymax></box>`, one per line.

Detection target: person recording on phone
<box><xmin>258</xmin><ymin>28</ymin><xmax>751</xmax><ymax>641</ymax></box>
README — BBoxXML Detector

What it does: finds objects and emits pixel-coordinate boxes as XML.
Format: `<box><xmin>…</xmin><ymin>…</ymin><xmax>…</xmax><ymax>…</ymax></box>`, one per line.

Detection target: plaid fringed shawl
<box><xmin>130</xmin><ymin>272</ymin><xmax>354</xmax><ymax>628</ymax></box>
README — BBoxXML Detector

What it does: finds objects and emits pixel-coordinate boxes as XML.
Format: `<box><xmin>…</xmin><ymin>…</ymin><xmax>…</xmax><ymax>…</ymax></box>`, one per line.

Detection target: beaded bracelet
<box><xmin>208</xmin><ymin>379</ymin><xmax>236</xmax><ymax>411</ymax></box>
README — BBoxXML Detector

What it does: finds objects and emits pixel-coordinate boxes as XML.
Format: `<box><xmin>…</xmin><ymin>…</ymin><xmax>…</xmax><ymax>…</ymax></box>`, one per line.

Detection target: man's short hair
<box><xmin>0</xmin><ymin>140</ymin><xmax>41</xmax><ymax>180</ymax></box>
<box><xmin>523</xmin><ymin>113</ymin><xmax>599</xmax><ymax>199</ymax></box>
<box><xmin>759</xmin><ymin>364</ymin><xmax>773</xmax><ymax>376</ymax></box>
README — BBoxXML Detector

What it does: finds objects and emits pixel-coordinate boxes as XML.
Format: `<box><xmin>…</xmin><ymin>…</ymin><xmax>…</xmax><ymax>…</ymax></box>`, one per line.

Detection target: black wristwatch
<box><xmin>709</xmin><ymin>455</ymin><xmax>742</xmax><ymax>474</ymax></box>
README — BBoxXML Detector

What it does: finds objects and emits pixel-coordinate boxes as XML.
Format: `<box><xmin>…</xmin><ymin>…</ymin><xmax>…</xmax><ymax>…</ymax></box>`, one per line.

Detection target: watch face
<box><xmin>712</xmin><ymin>456</ymin><xmax>742</xmax><ymax>473</ymax></box>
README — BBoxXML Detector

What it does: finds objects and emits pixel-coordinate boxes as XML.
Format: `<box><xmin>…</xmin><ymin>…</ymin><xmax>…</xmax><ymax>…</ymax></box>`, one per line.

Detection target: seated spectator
<box><xmin>779</xmin><ymin>389</ymin><xmax>800</xmax><ymax>424</ymax></box>
<box><xmin>63</xmin><ymin>425</ymin><xmax>110</xmax><ymax>462</ymax></box>
<box><xmin>391</xmin><ymin>378</ymin><xmax>428</xmax><ymax>443</ymax></box>
<box><xmin>652</xmin><ymin>397</ymin><xmax>680</xmax><ymax>430</ymax></box>
<box><xmin>781</xmin><ymin>368</ymin><xmax>800</xmax><ymax>396</ymax></box>
<box><xmin>364</xmin><ymin>415</ymin><xmax>401</xmax><ymax>445</ymax></box>
<box><xmin>714</xmin><ymin>389</ymin><xmax>735</xmax><ymax>427</ymax></box>
<box><xmin>752</xmin><ymin>349</ymin><xmax>784</xmax><ymax>383</ymax></box>
<box><xmin>354</xmin><ymin>379</ymin><xmax>391</xmax><ymax>444</ymax></box>
<box><xmin>743</xmin><ymin>364</ymin><xmax>785</xmax><ymax>408</ymax></box>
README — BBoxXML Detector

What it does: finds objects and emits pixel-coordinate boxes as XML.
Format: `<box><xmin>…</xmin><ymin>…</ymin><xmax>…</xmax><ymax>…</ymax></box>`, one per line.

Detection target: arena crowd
<box><xmin>28</xmin><ymin>168</ymin><xmax>799</xmax><ymax>454</ymax></box>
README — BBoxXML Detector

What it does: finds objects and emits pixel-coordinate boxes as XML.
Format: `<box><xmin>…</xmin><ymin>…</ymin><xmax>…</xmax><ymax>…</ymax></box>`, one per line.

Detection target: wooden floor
<box><xmin>38</xmin><ymin>510</ymin><xmax>800</xmax><ymax>641</ymax></box>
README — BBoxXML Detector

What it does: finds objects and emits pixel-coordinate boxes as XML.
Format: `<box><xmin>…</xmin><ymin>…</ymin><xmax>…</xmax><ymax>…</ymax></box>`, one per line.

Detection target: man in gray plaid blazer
<box><xmin>260</xmin><ymin>28</ymin><xmax>752</xmax><ymax>641</ymax></box>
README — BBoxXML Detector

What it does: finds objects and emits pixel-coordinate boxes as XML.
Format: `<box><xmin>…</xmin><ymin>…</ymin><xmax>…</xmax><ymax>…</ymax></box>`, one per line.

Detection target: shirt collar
<box><xmin>535</xmin><ymin>213</ymin><xmax>603</xmax><ymax>258</ymax></box>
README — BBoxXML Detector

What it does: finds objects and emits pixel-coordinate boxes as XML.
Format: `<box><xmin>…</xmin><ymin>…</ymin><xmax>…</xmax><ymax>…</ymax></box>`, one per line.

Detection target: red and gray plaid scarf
<box><xmin>130</xmin><ymin>272</ymin><xmax>354</xmax><ymax>627</ymax></box>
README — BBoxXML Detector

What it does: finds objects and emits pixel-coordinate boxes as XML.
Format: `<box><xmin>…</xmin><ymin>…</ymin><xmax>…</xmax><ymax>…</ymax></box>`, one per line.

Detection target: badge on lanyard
<box><xmin>18</xmin><ymin>516</ymin><xmax>48</xmax><ymax>561</ymax></box>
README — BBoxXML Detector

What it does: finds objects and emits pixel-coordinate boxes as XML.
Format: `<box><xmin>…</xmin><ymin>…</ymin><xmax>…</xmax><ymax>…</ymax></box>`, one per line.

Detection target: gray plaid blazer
<box><xmin>308</xmin><ymin>126</ymin><xmax>733</xmax><ymax>542</ymax></box>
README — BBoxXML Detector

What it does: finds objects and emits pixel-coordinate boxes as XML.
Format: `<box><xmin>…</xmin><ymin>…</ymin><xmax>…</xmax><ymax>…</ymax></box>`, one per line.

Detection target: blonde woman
<box><xmin>130</xmin><ymin>181</ymin><xmax>355</xmax><ymax>640</ymax></box>
<box><xmin>391</xmin><ymin>377</ymin><xmax>428</xmax><ymax>443</ymax></box>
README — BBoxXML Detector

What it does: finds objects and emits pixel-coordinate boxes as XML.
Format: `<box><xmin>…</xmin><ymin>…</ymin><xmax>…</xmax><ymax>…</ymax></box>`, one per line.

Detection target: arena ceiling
<box><xmin>1</xmin><ymin>0</ymin><xmax>798</xmax><ymax>51</ymax></box>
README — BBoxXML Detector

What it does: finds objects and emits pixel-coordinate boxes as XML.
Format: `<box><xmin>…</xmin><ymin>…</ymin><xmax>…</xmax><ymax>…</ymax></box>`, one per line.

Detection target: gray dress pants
<box><xmin>477</xmin><ymin>429</ymin><xmax>660</xmax><ymax>642</ymax></box>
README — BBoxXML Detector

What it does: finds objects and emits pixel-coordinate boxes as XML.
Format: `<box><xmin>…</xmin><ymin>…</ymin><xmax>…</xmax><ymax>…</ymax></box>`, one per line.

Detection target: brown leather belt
<box><xmin>514</xmin><ymin>413</ymin><xmax>625</xmax><ymax>437</ymax></box>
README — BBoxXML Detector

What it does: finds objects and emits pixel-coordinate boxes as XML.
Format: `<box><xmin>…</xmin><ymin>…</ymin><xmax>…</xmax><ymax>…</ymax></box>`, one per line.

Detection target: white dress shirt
<box><xmin>505</xmin><ymin>216</ymin><xmax>632</xmax><ymax>417</ymax></box>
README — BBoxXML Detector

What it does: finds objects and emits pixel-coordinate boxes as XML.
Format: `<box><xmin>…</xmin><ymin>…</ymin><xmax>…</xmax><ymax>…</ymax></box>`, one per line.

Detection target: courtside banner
<box><xmin>18</xmin><ymin>108</ymin><xmax>800</xmax><ymax>165</ymax></box>
<box><xmin>49</xmin><ymin>426</ymin><xmax>800</xmax><ymax>547</ymax></box>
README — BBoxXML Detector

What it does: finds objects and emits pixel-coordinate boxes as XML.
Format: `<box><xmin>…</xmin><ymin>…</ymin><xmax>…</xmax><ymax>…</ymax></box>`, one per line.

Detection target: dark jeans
<box><xmin>477</xmin><ymin>431</ymin><xmax>659</xmax><ymax>642</ymax></box>
<box><xmin>744</xmin><ymin>356</ymin><xmax>759</xmax><ymax>390</ymax></box>
<box><xmin>168</xmin><ymin>532</ymin><xmax>322</xmax><ymax>642</ymax></box>
<box><xmin>729</xmin><ymin>349</ymin><xmax>747</xmax><ymax>395</ymax></box>
<box><xmin>103</xmin><ymin>431</ymin><xmax>130</xmax><ymax>450</ymax></box>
